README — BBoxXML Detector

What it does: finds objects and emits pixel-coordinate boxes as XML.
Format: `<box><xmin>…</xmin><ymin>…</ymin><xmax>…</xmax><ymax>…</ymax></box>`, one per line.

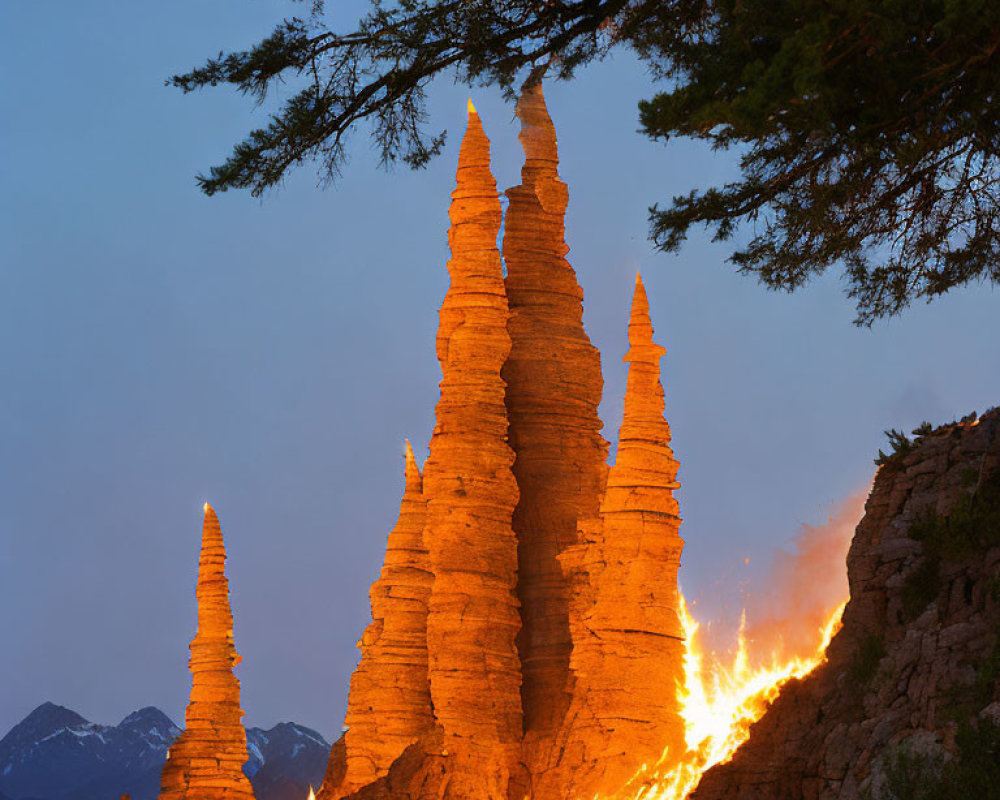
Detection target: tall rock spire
<box><xmin>320</xmin><ymin>441</ymin><xmax>434</xmax><ymax>799</ymax></box>
<box><xmin>420</xmin><ymin>101</ymin><xmax>525</xmax><ymax>800</ymax></box>
<box><xmin>501</xmin><ymin>78</ymin><xmax>609</xmax><ymax>753</ymax></box>
<box><xmin>551</xmin><ymin>273</ymin><xmax>686</xmax><ymax>798</ymax></box>
<box><xmin>159</xmin><ymin>504</ymin><xmax>256</xmax><ymax>800</ymax></box>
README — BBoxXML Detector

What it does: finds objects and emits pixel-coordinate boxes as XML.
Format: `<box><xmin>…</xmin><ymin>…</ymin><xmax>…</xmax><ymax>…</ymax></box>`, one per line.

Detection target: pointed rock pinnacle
<box><xmin>323</xmin><ymin>440</ymin><xmax>433</xmax><ymax>799</ymax></box>
<box><xmin>618</xmin><ymin>272</ymin><xmax>672</xmax><ymax>456</ymax></box>
<box><xmin>404</xmin><ymin>439</ymin><xmax>420</xmax><ymax>489</ymax></box>
<box><xmin>552</xmin><ymin>275</ymin><xmax>686</xmax><ymax>797</ymax></box>
<box><xmin>435</xmin><ymin>98</ymin><xmax>504</xmax><ymax>366</ymax></box>
<box><xmin>423</xmin><ymin>103</ymin><xmax>524</xmax><ymax>800</ymax></box>
<box><xmin>502</xmin><ymin>77</ymin><xmax>609</xmax><ymax>753</ymax></box>
<box><xmin>158</xmin><ymin>504</ymin><xmax>255</xmax><ymax>800</ymax></box>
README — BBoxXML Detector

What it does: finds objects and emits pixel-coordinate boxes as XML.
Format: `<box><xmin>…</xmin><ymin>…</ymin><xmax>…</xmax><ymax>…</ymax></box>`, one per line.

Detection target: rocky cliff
<box><xmin>692</xmin><ymin>408</ymin><xmax>1000</xmax><ymax>800</ymax></box>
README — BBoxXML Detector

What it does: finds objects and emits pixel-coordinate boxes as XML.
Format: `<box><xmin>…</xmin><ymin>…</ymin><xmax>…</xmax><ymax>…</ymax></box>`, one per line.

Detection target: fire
<box><xmin>610</xmin><ymin>594</ymin><xmax>846</xmax><ymax>800</ymax></box>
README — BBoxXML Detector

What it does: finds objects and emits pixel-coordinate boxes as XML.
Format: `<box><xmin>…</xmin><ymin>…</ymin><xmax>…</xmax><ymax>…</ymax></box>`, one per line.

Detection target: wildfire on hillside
<box><xmin>607</xmin><ymin>595</ymin><xmax>846</xmax><ymax>800</ymax></box>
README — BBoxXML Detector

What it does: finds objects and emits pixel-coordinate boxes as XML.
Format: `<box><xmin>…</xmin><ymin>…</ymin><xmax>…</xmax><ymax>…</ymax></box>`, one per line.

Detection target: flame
<box><xmin>610</xmin><ymin>593</ymin><xmax>845</xmax><ymax>800</ymax></box>
<box><xmin>307</xmin><ymin>787</ymin><xmax>316</xmax><ymax>800</ymax></box>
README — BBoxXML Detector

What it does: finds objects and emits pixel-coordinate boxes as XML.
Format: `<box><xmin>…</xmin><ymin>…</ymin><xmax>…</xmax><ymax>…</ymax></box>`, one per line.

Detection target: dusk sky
<box><xmin>2</xmin><ymin>2</ymin><xmax>999</xmax><ymax>741</ymax></box>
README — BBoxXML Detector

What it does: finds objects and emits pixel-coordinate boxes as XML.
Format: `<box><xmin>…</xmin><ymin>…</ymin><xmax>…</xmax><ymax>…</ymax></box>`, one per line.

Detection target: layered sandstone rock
<box><xmin>421</xmin><ymin>100</ymin><xmax>524</xmax><ymax>800</ymax></box>
<box><xmin>501</xmin><ymin>78</ymin><xmax>609</xmax><ymax>755</ymax></box>
<box><xmin>323</xmin><ymin>441</ymin><xmax>434</xmax><ymax>799</ymax></box>
<box><xmin>692</xmin><ymin>409</ymin><xmax>1000</xmax><ymax>800</ymax></box>
<box><xmin>159</xmin><ymin>504</ymin><xmax>255</xmax><ymax>800</ymax></box>
<box><xmin>330</xmin><ymin>101</ymin><xmax>526</xmax><ymax>800</ymax></box>
<box><xmin>319</xmin><ymin>90</ymin><xmax>694</xmax><ymax>800</ymax></box>
<box><xmin>546</xmin><ymin>274</ymin><xmax>686</xmax><ymax>798</ymax></box>
<box><xmin>318</xmin><ymin>100</ymin><xmax>525</xmax><ymax>800</ymax></box>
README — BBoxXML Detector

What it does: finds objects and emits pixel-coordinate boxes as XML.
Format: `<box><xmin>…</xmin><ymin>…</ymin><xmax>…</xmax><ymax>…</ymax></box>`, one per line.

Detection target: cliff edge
<box><xmin>693</xmin><ymin>408</ymin><xmax>1000</xmax><ymax>799</ymax></box>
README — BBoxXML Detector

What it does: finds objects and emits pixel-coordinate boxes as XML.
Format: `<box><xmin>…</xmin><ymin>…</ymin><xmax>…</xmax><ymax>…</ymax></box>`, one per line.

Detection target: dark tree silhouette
<box><xmin>172</xmin><ymin>0</ymin><xmax>1000</xmax><ymax>324</ymax></box>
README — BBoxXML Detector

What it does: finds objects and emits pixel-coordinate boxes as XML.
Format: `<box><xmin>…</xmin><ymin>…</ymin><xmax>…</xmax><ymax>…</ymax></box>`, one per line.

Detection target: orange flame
<box><xmin>609</xmin><ymin>593</ymin><xmax>845</xmax><ymax>800</ymax></box>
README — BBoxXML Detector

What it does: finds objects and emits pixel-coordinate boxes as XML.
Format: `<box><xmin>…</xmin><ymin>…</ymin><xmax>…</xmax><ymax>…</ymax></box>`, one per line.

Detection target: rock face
<box><xmin>501</xmin><ymin>79</ymin><xmax>609</xmax><ymax>763</ymax></box>
<box><xmin>325</xmin><ymin>441</ymin><xmax>433</xmax><ymax>798</ymax></box>
<box><xmin>159</xmin><ymin>504</ymin><xmax>256</xmax><ymax>800</ymax></box>
<box><xmin>421</xmin><ymin>99</ymin><xmax>523</xmax><ymax>800</ymax></box>
<box><xmin>692</xmin><ymin>409</ymin><xmax>1000</xmax><ymax>800</ymax></box>
<box><xmin>548</xmin><ymin>274</ymin><xmax>686</xmax><ymax>798</ymax></box>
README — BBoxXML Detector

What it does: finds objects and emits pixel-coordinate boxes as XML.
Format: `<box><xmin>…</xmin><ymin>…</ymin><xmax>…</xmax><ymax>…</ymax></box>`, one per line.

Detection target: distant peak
<box><xmin>2</xmin><ymin>702</ymin><xmax>88</xmax><ymax>746</ymax></box>
<box><xmin>119</xmin><ymin>706</ymin><xmax>177</xmax><ymax>730</ymax></box>
<box><xmin>248</xmin><ymin>721</ymin><xmax>330</xmax><ymax>747</ymax></box>
<box><xmin>24</xmin><ymin>702</ymin><xmax>86</xmax><ymax>727</ymax></box>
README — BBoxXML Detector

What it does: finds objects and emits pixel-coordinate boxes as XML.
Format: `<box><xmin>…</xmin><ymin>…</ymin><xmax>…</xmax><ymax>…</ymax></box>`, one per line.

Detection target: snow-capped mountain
<box><xmin>0</xmin><ymin>703</ymin><xmax>177</xmax><ymax>800</ymax></box>
<box><xmin>245</xmin><ymin>724</ymin><xmax>330</xmax><ymax>800</ymax></box>
<box><xmin>0</xmin><ymin>703</ymin><xmax>328</xmax><ymax>800</ymax></box>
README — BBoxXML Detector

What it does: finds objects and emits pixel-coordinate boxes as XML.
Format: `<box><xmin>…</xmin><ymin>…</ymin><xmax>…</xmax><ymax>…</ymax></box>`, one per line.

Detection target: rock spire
<box><xmin>501</xmin><ymin>77</ymin><xmax>609</xmax><ymax>754</ymax></box>
<box><xmin>322</xmin><ymin>441</ymin><xmax>433</xmax><ymax>799</ymax></box>
<box><xmin>318</xmin><ymin>93</ymin><xmax>689</xmax><ymax>800</ymax></box>
<box><xmin>318</xmin><ymin>100</ymin><xmax>526</xmax><ymax>800</ymax></box>
<box><xmin>420</xmin><ymin>99</ymin><xmax>524</xmax><ymax>800</ymax></box>
<box><xmin>159</xmin><ymin>504</ymin><xmax>255</xmax><ymax>800</ymax></box>
<box><xmin>550</xmin><ymin>273</ymin><xmax>686</xmax><ymax>797</ymax></box>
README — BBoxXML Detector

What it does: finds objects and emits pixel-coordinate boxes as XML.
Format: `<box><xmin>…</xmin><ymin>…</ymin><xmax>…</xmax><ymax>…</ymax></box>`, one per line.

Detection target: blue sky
<box><xmin>2</xmin><ymin>2</ymin><xmax>998</xmax><ymax>740</ymax></box>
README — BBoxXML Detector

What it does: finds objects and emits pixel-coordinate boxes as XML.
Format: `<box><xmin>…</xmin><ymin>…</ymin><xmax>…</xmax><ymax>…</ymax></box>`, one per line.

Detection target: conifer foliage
<box><xmin>172</xmin><ymin>0</ymin><xmax>1000</xmax><ymax>323</ymax></box>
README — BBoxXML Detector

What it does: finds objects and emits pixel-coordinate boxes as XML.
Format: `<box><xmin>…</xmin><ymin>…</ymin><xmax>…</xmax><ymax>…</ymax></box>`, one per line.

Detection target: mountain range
<box><xmin>0</xmin><ymin>703</ymin><xmax>328</xmax><ymax>800</ymax></box>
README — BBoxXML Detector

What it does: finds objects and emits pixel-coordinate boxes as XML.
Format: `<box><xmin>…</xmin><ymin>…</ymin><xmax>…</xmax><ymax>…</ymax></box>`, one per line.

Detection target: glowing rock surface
<box><xmin>317</xmin><ymin>85</ymin><xmax>685</xmax><ymax>800</ymax></box>
<box><xmin>501</xmin><ymin>79</ymin><xmax>610</xmax><ymax>755</ymax></box>
<box><xmin>323</xmin><ymin>441</ymin><xmax>434</xmax><ymax>798</ymax></box>
<box><xmin>550</xmin><ymin>274</ymin><xmax>686</xmax><ymax>798</ymax></box>
<box><xmin>159</xmin><ymin>504</ymin><xmax>256</xmax><ymax>800</ymax></box>
<box><xmin>422</xmin><ymin>99</ymin><xmax>523</xmax><ymax>800</ymax></box>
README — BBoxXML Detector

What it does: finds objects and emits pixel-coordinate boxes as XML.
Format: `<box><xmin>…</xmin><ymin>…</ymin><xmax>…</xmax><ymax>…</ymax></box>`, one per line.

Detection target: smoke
<box><xmin>741</xmin><ymin>487</ymin><xmax>869</xmax><ymax>663</ymax></box>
